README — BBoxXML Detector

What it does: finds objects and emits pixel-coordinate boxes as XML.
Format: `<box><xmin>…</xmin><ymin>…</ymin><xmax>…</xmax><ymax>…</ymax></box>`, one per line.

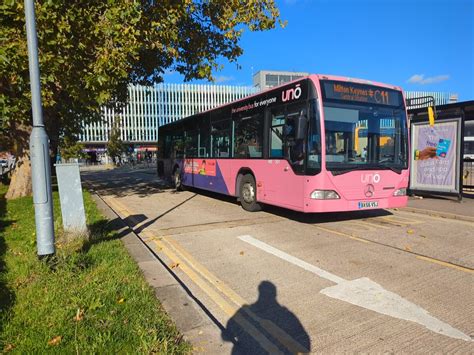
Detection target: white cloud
<box><xmin>214</xmin><ymin>75</ymin><xmax>234</xmax><ymax>84</ymax></box>
<box><xmin>407</xmin><ymin>74</ymin><xmax>450</xmax><ymax>85</ymax></box>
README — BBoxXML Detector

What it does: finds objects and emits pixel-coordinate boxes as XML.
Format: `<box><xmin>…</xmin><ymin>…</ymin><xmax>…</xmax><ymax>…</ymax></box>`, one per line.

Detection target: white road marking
<box><xmin>238</xmin><ymin>235</ymin><xmax>472</xmax><ymax>342</ymax></box>
<box><xmin>238</xmin><ymin>235</ymin><xmax>345</xmax><ymax>284</ymax></box>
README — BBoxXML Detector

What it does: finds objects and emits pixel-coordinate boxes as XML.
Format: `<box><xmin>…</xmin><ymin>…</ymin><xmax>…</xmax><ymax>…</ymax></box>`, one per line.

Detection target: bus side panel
<box><xmin>186</xmin><ymin>158</ymin><xmax>230</xmax><ymax>195</ymax></box>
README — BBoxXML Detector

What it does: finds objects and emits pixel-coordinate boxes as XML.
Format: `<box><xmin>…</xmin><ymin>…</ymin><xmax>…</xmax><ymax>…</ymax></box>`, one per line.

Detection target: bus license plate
<box><xmin>358</xmin><ymin>201</ymin><xmax>379</xmax><ymax>209</ymax></box>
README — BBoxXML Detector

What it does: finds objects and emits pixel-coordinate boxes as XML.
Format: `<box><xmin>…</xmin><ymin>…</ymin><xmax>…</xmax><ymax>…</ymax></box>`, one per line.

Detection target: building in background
<box><xmin>252</xmin><ymin>70</ymin><xmax>310</xmax><ymax>90</ymax></box>
<box><xmin>79</xmin><ymin>83</ymin><xmax>257</xmax><ymax>162</ymax></box>
<box><xmin>405</xmin><ymin>91</ymin><xmax>458</xmax><ymax>109</ymax></box>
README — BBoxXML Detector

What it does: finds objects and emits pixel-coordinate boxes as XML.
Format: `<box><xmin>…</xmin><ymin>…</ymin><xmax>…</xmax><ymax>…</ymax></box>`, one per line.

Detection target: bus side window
<box><xmin>198</xmin><ymin>114</ymin><xmax>210</xmax><ymax>157</ymax></box>
<box><xmin>270</xmin><ymin>107</ymin><xmax>285</xmax><ymax>158</ymax></box>
<box><xmin>234</xmin><ymin>112</ymin><xmax>263</xmax><ymax>158</ymax></box>
<box><xmin>185</xmin><ymin>131</ymin><xmax>198</xmax><ymax>157</ymax></box>
<box><xmin>199</xmin><ymin>127</ymin><xmax>210</xmax><ymax>157</ymax></box>
<box><xmin>285</xmin><ymin>104</ymin><xmax>306</xmax><ymax>173</ymax></box>
<box><xmin>172</xmin><ymin>134</ymin><xmax>184</xmax><ymax>159</ymax></box>
<box><xmin>211</xmin><ymin>120</ymin><xmax>232</xmax><ymax>158</ymax></box>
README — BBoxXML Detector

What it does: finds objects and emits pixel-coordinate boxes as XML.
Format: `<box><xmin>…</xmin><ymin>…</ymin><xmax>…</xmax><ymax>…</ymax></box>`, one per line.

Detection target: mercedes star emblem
<box><xmin>365</xmin><ymin>184</ymin><xmax>375</xmax><ymax>198</ymax></box>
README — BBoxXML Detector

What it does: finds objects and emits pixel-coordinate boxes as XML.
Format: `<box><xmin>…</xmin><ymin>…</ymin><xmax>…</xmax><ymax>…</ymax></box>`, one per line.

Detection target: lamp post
<box><xmin>24</xmin><ymin>0</ymin><xmax>55</xmax><ymax>257</ymax></box>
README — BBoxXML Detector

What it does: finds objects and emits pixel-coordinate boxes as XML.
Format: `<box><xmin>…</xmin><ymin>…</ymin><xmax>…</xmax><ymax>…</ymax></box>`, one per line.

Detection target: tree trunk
<box><xmin>5</xmin><ymin>153</ymin><xmax>32</xmax><ymax>199</ymax></box>
<box><xmin>5</xmin><ymin>124</ymin><xmax>33</xmax><ymax>200</ymax></box>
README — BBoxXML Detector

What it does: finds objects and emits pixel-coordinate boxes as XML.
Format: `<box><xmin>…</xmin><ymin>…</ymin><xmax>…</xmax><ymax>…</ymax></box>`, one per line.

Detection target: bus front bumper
<box><xmin>302</xmin><ymin>196</ymin><xmax>408</xmax><ymax>213</ymax></box>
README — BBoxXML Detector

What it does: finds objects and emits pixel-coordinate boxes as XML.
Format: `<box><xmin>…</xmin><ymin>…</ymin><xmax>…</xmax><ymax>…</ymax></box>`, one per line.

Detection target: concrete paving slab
<box><xmin>123</xmin><ymin>242</ymin><xmax>156</xmax><ymax>263</ymax></box>
<box><xmin>154</xmin><ymin>284</ymin><xmax>208</xmax><ymax>332</ymax></box>
<box><xmin>137</xmin><ymin>260</ymin><xmax>177</xmax><ymax>289</ymax></box>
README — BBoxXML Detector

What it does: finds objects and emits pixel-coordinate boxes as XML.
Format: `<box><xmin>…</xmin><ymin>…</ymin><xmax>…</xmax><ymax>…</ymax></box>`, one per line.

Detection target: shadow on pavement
<box><xmin>0</xmin><ymin>188</ymin><xmax>16</xmax><ymax>336</ymax></box>
<box><xmin>222</xmin><ymin>281</ymin><xmax>311</xmax><ymax>354</ymax></box>
<box><xmin>81</xmin><ymin>170</ymin><xmax>170</xmax><ymax>198</ymax></box>
<box><xmin>133</xmin><ymin>193</ymin><xmax>198</xmax><ymax>234</ymax></box>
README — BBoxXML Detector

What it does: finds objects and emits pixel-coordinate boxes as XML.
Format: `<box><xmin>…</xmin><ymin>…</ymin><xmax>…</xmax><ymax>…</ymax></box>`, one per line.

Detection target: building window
<box><xmin>279</xmin><ymin>75</ymin><xmax>291</xmax><ymax>85</ymax></box>
<box><xmin>266</xmin><ymin>74</ymin><xmax>279</xmax><ymax>88</ymax></box>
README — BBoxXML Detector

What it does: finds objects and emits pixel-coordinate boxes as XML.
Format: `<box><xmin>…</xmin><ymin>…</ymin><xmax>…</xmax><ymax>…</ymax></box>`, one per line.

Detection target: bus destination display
<box><xmin>322</xmin><ymin>81</ymin><xmax>402</xmax><ymax>106</ymax></box>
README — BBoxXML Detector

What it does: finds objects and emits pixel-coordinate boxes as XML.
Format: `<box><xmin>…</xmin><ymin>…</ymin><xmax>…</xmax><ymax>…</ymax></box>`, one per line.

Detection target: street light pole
<box><xmin>24</xmin><ymin>0</ymin><xmax>55</xmax><ymax>257</ymax></box>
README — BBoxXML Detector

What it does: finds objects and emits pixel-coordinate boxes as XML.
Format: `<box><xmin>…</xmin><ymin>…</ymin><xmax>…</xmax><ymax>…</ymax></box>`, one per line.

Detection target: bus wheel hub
<box><xmin>242</xmin><ymin>183</ymin><xmax>255</xmax><ymax>203</ymax></box>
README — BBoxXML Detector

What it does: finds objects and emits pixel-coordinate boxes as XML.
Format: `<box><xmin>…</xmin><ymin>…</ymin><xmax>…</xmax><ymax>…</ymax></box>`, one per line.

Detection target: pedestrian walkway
<box><xmin>406</xmin><ymin>193</ymin><xmax>474</xmax><ymax>221</ymax></box>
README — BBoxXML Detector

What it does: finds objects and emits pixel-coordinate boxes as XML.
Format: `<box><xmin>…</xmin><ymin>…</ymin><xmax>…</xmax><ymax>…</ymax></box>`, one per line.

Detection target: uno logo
<box><xmin>361</xmin><ymin>173</ymin><xmax>381</xmax><ymax>184</ymax></box>
<box><xmin>282</xmin><ymin>84</ymin><xmax>302</xmax><ymax>102</ymax></box>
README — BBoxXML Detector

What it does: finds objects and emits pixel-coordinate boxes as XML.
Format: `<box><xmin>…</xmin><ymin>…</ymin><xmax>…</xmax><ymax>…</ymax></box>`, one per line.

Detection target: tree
<box><xmin>59</xmin><ymin>136</ymin><xmax>87</xmax><ymax>162</ymax></box>
<box><xmin>0</xmin><ymin>1</ymin><xmax>283</xmax><ymax>199</ymax></box>
<box><xmin>106</xmin><ymin>125</ymin><xmax>126</xmax><ymax>165</ymax></box>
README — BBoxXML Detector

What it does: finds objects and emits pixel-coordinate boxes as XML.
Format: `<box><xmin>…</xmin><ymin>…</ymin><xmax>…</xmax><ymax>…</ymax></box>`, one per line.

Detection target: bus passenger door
<box><xmin>264</xmin><ymin>104</ymin><xmax>305</xmax><ymax>210</ymax></box>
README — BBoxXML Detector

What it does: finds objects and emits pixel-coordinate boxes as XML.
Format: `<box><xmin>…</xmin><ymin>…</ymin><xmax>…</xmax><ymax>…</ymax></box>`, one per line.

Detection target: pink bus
<box><xmin>157</xmin><ymin>75</ymin><xmax>409</xmax><ymax>212</ymax></box>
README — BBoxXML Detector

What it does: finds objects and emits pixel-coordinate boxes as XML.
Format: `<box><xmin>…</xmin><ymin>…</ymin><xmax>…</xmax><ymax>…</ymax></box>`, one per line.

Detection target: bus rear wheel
<box><xmin>239</xmin><ymin>174</ymin><xmax>261</xmax><ymax>212</ymax></box>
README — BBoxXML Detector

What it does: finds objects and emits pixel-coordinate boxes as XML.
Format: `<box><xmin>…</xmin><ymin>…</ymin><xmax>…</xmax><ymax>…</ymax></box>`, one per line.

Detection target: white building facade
<box><xmin>80</xmin><ymin>83</ymin><xmax>257</xmax><ymax>145</ymax></box>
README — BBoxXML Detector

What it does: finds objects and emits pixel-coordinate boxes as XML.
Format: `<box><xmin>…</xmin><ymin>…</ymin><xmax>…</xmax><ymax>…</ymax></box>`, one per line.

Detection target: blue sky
<box><xmin>164</xmin><ymin>0</ymin><xmax>473</xmax><ymax>100</ymax></box>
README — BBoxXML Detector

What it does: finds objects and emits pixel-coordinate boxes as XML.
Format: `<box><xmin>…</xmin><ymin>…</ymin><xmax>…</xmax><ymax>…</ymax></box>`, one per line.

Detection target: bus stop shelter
<box><xmin>408</xmin><ymin>100</ymin><xmax>474</xmax><ymax>198</ymax></box>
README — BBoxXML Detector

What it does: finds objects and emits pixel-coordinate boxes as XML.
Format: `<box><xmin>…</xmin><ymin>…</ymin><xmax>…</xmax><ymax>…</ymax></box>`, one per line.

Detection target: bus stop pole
<box><xmin>24</xmin><ymin>0</ymin><xmax>55</xmax><ymax>257</ymax></box>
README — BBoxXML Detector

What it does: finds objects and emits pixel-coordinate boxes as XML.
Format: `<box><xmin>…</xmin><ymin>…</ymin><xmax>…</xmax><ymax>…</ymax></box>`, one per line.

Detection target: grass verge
<box><xmin>0</xmin><ymin>185</ymin><xmax>190</xmax><ymax>353</ymax></box>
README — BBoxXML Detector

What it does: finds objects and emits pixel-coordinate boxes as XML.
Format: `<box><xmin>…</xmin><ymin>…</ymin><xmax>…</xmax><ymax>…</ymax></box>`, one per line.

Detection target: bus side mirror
<box><xmin>295</xmin><ymin>111</ymin><xmax>308</xmax><ymax>140</ymax></box>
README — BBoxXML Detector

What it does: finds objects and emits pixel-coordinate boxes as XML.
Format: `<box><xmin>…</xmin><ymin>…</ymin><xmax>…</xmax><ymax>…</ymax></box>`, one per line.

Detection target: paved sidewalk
<box><xmin>405</xmin><ymin>192</ymin><xmax>474</xmax><ymax>222</ymax></box>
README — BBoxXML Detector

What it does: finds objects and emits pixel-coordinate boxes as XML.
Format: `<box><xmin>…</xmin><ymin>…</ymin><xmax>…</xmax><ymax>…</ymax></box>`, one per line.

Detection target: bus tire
<box><xmin>239</xmin><ymin>174</ymin><xmax>261</xmax><ymax>212</ymax></box>
<box><xmin>173</xmin><ymin>167</ymin><xmax>183</xmax><ymax>191</ymax></box>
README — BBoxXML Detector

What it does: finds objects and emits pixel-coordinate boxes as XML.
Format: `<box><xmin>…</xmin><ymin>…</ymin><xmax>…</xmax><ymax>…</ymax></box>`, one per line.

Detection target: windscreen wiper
<box><xmin>329</xmin><ymin>165</ymin><xmax>373</xmax><ymax>176</ymax></box>
<box><xmin>329</xmin><ymin>164</ymin><xmax>403</xmax><ymax>176</ymax></box>
<box><xmin>374</xmin><ymin>164</ymin><xmax>403</xmax><ymax>174</ymax></box>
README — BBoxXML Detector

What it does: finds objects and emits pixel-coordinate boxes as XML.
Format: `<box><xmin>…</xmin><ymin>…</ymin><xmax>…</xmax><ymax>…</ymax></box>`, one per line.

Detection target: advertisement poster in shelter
<box><xmin>410</xmin><ymin>119</ymin><xmax>460</xmax><ymax>193</ymax></box>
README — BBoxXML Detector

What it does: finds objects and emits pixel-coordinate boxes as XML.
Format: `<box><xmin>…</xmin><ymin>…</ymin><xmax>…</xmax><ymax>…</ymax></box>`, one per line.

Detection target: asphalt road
<box><xmin>83</xmin><ymin>168</ymin><xmax>474</xmax><ymax>353</ymax></box>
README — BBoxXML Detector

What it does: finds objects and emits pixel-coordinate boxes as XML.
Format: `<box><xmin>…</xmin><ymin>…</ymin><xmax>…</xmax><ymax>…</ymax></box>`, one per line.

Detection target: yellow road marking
<box><xmin>105</xmin><ymin>196</ymin><xmax>307</xmax><ymax>353</ymax></box>
<box><xmin>314</xmin><ymin>220</ymin><xmax>474</xmax><ymax>275</ymax></box>
<box><xmin>148</xmin><ymin>235</ymin><xmax>283</xmax><ymax>354</ymax></box>
<box><xmin>383</xmin><ymin>215</ymin><xmax>425</xmax><ymax>225</ymax></box>
<box><xmin>338</xmin><ymin>222</ymin><xmax>377</xmax><ymax>233</ymax></box>
<box><xmin>416</xmin><ymin>256</ymin><xmax>474</xmax><ymax>274</ymax></box>
<box><xmin>376</xmin><ymin>217</ymin><xmax>411</xmax><ymax>227</ymax></box>
<box><xmin>161</xmin><ymin>235</ymin><xmax>310</xmax><ymax>354</ymax></box>
<box><xmin>357</xmin><ymin>220</ymin><xmax>392</xmax><ymax>230</ymax></box>
<box><xmin>313</xmin><ymin>225</ymin><xmax>372</xmax><ymax>244</ymax></box>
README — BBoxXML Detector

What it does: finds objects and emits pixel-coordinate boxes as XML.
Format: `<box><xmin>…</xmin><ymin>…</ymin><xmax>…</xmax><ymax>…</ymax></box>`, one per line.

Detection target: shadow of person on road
<box><xmin>222</xmin><ymin>281</ymin><xmax>311</xmax><ymax>354</ymax></box>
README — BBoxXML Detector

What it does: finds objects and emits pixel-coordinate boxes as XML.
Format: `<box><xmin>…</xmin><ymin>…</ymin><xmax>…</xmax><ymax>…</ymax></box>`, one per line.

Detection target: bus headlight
<box><xmin>310</xmin><ymin>190</ymin><xmax>340</xmax><ymax>200</ymax></box>
<box><xmin>393</xmin><ymin>188</ymin><xmax>407</xmax><ymax>196</ymax></box>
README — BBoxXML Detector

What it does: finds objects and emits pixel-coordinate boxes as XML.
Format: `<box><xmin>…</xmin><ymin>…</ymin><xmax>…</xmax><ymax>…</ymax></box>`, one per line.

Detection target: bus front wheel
<box><xmin>239</xmin><ymin>174</ymin><xmax>261</xmax><ymax>212</ymax></box>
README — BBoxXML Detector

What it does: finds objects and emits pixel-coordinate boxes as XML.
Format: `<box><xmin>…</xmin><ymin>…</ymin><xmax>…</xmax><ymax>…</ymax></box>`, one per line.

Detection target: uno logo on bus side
<box><xmin>361</xmin><ymin>173</ymin><xmax>381</xmax><ymax>184</ymax></box>
<box><xmin>282</xmin><ymin>84</ymin><xmax>302</xmax><ymax>102</ymax></box>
